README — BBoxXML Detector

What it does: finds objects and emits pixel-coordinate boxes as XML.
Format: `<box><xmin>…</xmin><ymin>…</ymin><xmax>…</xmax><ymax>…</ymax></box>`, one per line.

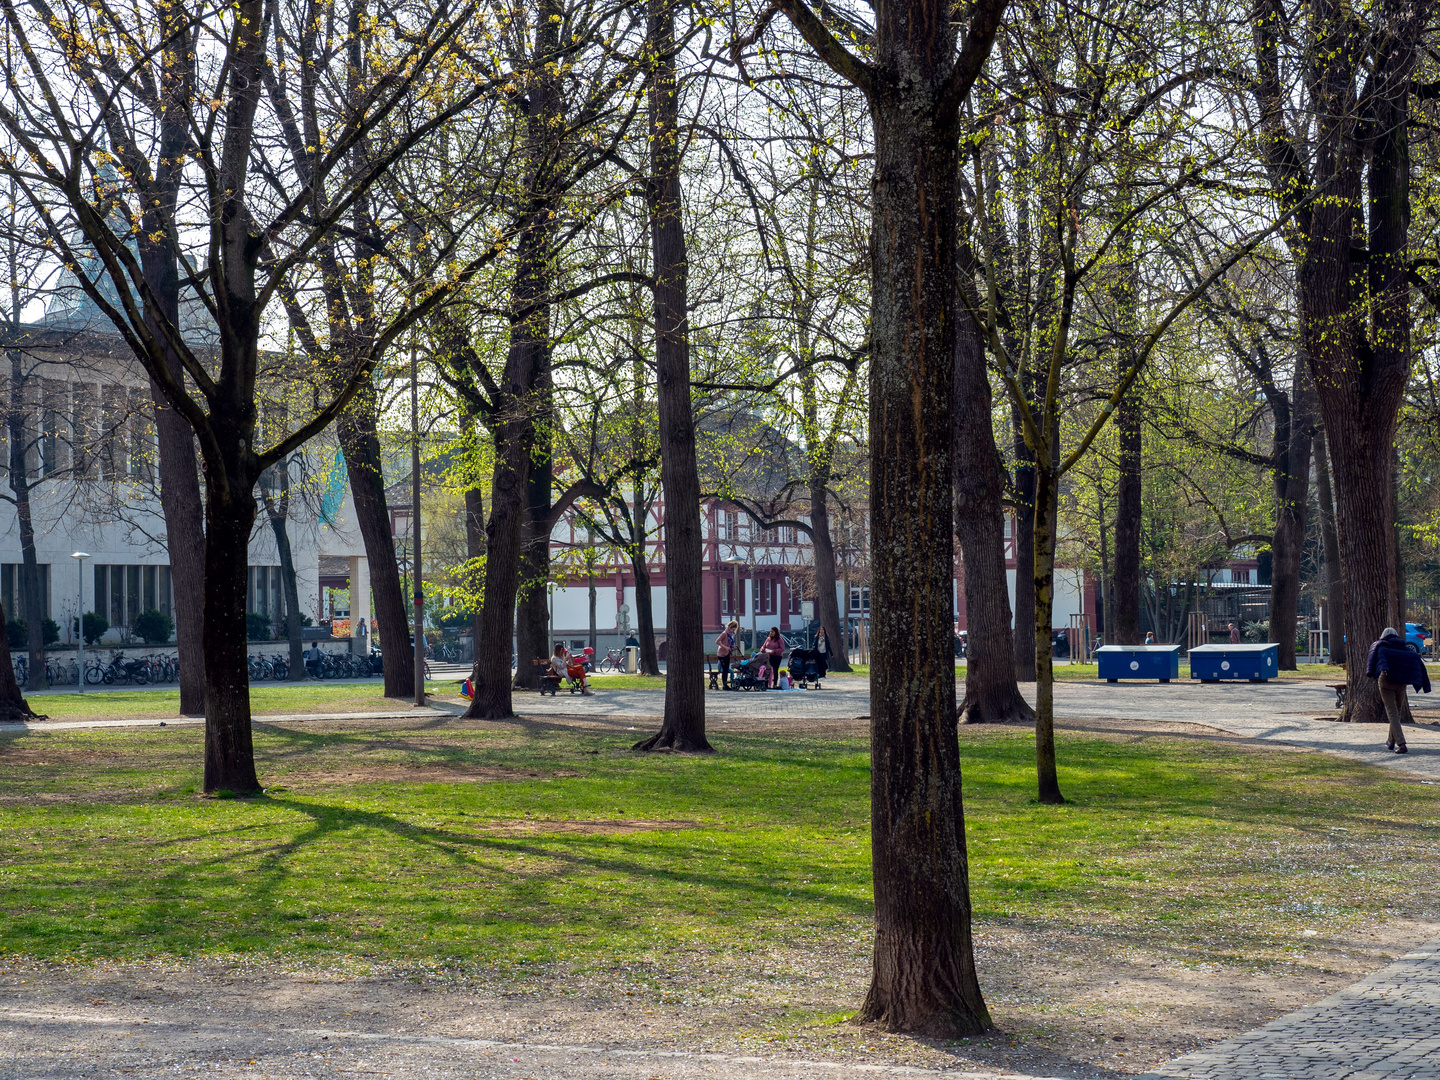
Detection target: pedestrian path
<box><xmin>1140</xmin><ymin>938</ymin><xmax>1440</xmax><ymax>1079</ymax></box>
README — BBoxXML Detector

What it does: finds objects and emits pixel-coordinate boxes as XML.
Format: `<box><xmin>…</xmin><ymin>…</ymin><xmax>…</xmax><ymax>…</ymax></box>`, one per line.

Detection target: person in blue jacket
<box><xmin>1365</xmin><ymin>626</ymin><xmax>1433</xmax><ymax>754</ymax></box>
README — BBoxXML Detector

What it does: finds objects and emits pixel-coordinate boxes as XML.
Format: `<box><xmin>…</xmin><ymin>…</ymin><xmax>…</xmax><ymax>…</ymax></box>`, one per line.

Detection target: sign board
<box><xmin>800</xmin><ymin>601</ymin><xmax>814</xmax><ymax>621</ymax></box>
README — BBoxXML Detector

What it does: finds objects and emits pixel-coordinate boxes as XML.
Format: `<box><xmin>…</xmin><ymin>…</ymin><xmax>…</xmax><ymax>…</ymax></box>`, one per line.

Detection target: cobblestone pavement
<box><xmin>1138</xmin><ymin>940</ymin><xmax>1440</xmax><ymax>1079</ymax></box>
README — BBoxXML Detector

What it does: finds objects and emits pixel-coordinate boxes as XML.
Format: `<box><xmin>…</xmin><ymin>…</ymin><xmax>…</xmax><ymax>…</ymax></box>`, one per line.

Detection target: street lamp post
<box><xmin>71</xmin><ymin>552</ymin><xmax>90</xmax><ymax>693</ymax></box>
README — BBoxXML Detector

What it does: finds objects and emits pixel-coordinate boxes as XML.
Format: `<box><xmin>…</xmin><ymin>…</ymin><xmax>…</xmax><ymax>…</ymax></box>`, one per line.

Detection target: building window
<box><xmin>248</xmin><ymin>566</ymin><xmax>284</xmax><ymax>621</ymax></box>
<box><xmin>850</xmin><ymin>586</ymin><xmax>870</xmax><ymax>613</ymax></box>
<box><xmin>1233</xmin><ymin>569</ymin><xmax>1250</xmax><ymax>584</ymax></box>
<box><xmin>1</xmin><ymin>564</ymin><xmax>50</xmax><ymax>622</ymax></box>
<box><xmin>93</xmin><ymin>564</ymin><xmax>170</xmax><ymax>629</ymax></box>
<box><xmin>788</xmin><ymin>579</ymin><xmax>802</xmax><ymax>614</ymax></box>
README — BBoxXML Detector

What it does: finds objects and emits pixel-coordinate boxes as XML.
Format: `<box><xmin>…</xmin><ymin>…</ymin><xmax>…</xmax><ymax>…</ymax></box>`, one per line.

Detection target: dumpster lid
<box><xmin>1188</xmin><ymin>643</ymin><xmax>1277</xmax><ymax>653</ymax></box>
<box><xmin>1095</xmin><ymin>645</ymin><xmax>1181</xmax><ymax>653</ymax></box>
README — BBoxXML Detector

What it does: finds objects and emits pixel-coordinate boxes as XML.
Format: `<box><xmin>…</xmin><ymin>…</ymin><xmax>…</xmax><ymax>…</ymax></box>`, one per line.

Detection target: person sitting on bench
<box><xmin>551</xmin><ymin>643</ymin><xmax>593</xmax><ymax>695</ymax></box>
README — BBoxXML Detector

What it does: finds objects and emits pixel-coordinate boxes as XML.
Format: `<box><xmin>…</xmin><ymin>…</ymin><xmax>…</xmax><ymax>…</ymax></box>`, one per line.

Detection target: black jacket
<box><xmin>1365</xmin><ymin>634</ymin><xmax>1432</xmax><ymax>693</ymax></box>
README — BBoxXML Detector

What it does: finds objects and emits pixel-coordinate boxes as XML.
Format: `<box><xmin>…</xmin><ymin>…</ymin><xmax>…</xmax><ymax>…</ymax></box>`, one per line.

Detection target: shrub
<box><xmin>133</xmin><ymin>608</ymin><xmax>175</xmax><ymax>645</ymax></box>
<box><xmin>274</xmin><ymin>612</ymin><xmax>312</xmax><ymax>637</ymax></box>
<box><xmin>9</xmin><ymin>617</ymin><xmax>64</xmax><ymax>647</ymax></box>
<box><xmin>81</xmin><ymin>611</ymin><xmax>109</xmax><ymax>645</ymax></box>
<box><xmin>246</xmin><ymin>611</ymin><xmax>272</xmax><ymax>641</ymax></box>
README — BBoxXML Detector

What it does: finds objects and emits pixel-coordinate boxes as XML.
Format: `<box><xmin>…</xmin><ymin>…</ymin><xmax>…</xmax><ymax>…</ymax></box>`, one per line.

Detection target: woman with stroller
<box><xmin>761</xmin><ymin>627</ymin><xmax>786</xmax><ymax>688</ymax></box>
<box><xmin>714</xmin><ymin>620</ymin><xmax>738</xmax><ymax>690</ymax></box>
<box><xmin>813</xmin><ymin>626</ymin><xmax>833</xmax><ymax>679</ymax></box>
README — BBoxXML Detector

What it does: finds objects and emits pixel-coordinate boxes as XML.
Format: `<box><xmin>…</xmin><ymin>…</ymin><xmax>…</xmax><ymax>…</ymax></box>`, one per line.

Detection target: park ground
<box><xmin>3</xmin><ymin>675</ymin><xmax>1440</xmax><ymax>1077</ymax></box>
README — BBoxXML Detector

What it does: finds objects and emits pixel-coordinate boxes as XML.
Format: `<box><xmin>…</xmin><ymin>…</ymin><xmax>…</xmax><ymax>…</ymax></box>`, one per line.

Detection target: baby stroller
<box><xmin>730</xmin><ymin>654</ymin><xmax>769</xmax><ymax>691</ymax></box>
<box><xmin>787</xmin><ymin>648</ymin><xmax>824</xmax><ymax>689</ymax></box>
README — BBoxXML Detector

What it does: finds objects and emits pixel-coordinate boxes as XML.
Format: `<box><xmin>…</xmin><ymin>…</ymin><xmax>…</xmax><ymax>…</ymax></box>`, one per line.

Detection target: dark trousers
<box><xmin>718</xmin><ymin>655</ymin><xmax>731</xmax><ymax>687</ymax></box>
<box><xmin>1379</xmin><ymin>673</ymin><xmax>1408</xmax><ymax>747</ymax></box>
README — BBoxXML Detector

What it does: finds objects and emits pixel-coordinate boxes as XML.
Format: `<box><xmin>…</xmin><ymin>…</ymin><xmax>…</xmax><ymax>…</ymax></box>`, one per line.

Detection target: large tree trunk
<box><xmin>635</xmin><ymin>0</ymin><xmax>707</xmax><ymax>753</ymax></box>
<box><xmin>140</xmin><ymin>9</ymin><xmax>206</xmax><ymax>716</ymax></box>
<box><xmin>1031</xmin><ymin>464</ymin><xmax>1064</xmax><ymax>805</ymax></box>
<box><xmin>337</xmin><ymin>408</ymin><xmax>414</xmax><ymax>699</ymax></box>
<box><xmin>201</xmin><ymin>482</ymin><xmax>261</xmax><ymax>794</ymax></box>
<box><xmin>954</xmin><ymin>295</ymin><xmax>1032</xmax><ymax>725</ymax></box>
<box><xmin>263</xmin><ymin>482</ymin><xmax>305</xmax><ymax>682</ymax></box>
<box><xmin>1268</xmin><ymin>371</ymin><xmax>1314</xmax><ymax>670</ymax></box>
<box><xmin>514</xmin><ymin>436</ymin><xmax>554</xmax><ymax>690</ymax></box>
<box><xmin>465</xmin><ymin>303</ymin><xmax>543</xmax><ymax>721</ymax></box>
<box><xmin>465</xmin><ymin>485</ymin><xmax>485</xmax><ymax>660</ymax></box>
<box><xmin>632</xmin><ymin>551</ymin><xmax>661</xmax><ymax>676</ymax></box>
<box><xmin>1314</xmin><ymin>428</ymin><xmax>1345</xmax><ymax>665</ymax></box>
<box><xmin>8</xmin><ymin>370</ymin><xmax>46</xmax><ymax>693</ymax></box>
<box><xmin>850</xmin><ymin>25</ymin><xmax>990</xmax><ymax>1040</ymax></box>
<box><xmin>0</xmin><ymin>600</ymin><xmax>37</xmax><ymax>720</ymax></box>
<box><xmin>807</xmin><ymin>480</ymin><xmax>850</xmax><ymax>673</ymax></box>
<box><xmin>1112</xmin><ymin>393</ymin><xmax>1142</xmax><ymax>644</ymax></box>
<box><xmin>1011</xmin><ymin>416</ymin><xmax>1037</xmax><ymax>679</ymax></box>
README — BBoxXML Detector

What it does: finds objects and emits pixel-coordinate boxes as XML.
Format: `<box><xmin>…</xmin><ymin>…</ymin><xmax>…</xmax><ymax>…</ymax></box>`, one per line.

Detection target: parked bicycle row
<box><xmin>11</xmin><ymin>651</ymin><xmax>182</xmax><ymax>687</ymax></box>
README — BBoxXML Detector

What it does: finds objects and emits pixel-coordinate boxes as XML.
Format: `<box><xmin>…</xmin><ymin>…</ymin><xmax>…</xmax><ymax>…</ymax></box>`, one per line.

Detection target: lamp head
<box><xmin>71</xmin><ymin>551</ymin><xmax>91</xmax><ymax>559</ymax></box>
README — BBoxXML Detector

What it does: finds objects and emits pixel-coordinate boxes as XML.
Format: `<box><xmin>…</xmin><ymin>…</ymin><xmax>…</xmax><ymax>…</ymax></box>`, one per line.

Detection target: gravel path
<box><xmin>0</xmin><ymin>994</ymin><xmax>1055</xmax><ymax>1079</ymax></box>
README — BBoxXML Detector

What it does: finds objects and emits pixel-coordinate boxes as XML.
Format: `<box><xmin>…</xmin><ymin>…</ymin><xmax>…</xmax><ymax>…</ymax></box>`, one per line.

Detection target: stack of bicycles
<box><xmin>12</xmin><ymin>655</ymin><xmax>81</xmax><ymax>686</ymax></box>
<box><xmin>308</xmin><ymin>650</ymin><xmax>378</xmax><ymax>679</ymax></box>
<box><xmin>248</xmin><ymin>653</ymin><xmax>292</xmax><ymax>680</ymax></box>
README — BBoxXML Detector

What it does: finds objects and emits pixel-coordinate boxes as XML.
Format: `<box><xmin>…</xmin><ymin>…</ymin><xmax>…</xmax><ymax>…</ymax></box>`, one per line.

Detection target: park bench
<box><xmin>532</xmin><ymin>658</ymin><xmax>562</xmax><ymax>696</ymax></box>
<box><xmin>1330</xmin><ymin>683</ymin><xmax>1347</xmax><ymax>709</ymax></box>
<box><xmin>704</xmin><ymin>653</ymin><xmax>721</xmax><ymax>689</ymax></box>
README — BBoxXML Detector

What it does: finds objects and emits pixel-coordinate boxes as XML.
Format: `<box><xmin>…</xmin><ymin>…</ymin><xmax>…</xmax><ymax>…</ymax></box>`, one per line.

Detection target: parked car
<box><xmin>1406</xmin><ymin>623</ymin><xmax>1432</xmax><ymax>656</ymax></box>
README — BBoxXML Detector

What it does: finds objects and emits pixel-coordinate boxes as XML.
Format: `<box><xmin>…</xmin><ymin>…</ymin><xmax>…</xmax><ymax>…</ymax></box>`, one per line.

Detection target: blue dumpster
<box><xmin>1188</xmin><ymin>643</ymin><xmax>1279</xmax><ymax>682</ymax></box>
<box><xmin>1096</xmin><ymin>645</ymin><xmax>1181</xmax><ymax>682</ymax></box>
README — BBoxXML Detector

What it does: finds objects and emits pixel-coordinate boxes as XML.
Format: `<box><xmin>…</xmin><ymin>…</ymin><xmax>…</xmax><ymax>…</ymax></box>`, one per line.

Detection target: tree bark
<box><xmin>1112</xmin><ymin>393</ymin><xmax>1142</xmax><ymax>644</ymax></box>
<box><xmin>138</xmin><ymin>2</ymin><xmax>207</xmax><ymax>716</ymax></box>
<box><xmin>514</xmin><ymin>417</ymin><xmax>554</xmax><ymax>689</ymax></box>
<box><xmin>465</xmin><ymin>485</ymin><xmax>485</xmax><ymax>658</ymax></box>
<box><xmin>1314</xmin><ymin>428</ymin><xmax>1345</xmax><ymax>665</ymax></box>
<box><xmin>262</xmin><ymin>473</ymin><xmax>305</xmax><ymax>682</ymax></box>
<box><xmin>201</xmin><ymin>481</ymin><xmax>262</xmax><ymax>794</ymax></box>
<box><xmin>632</xmin><ymin>550</ymin><xmax>662</xmax><ymax>676</ymax></box>
<box><xmin>1268</xmin><ymin>370</ymin><xmax>1314</xmax><ymax>669</ymax></box>
<box><xmin>635</xmin><ymin>0</ymin><xmax>708</xmax><ymax>753</ymax></box>
<box><xmin>337</xmin><ymin>408</ymin><xmax>414</xmax><ymax>698</ymax></box>
<box><xmin>0</xmin><ymin>600</ymin><xmax>37</xmax><ymax>720</ymax></box>
<box><xmin>851</xmin><ymin>18</ymin><xmax>992</xmax><ymax>1041</ymax></box>
<box><xmin>954</xmin><ymin>297</ymin><xmax>1032</xmax><ymax>725</ymax></box>
<box><xmin>8</xmin><ymin>362</ymin><xmax>45</xmax><ymax>693</ymax></box>
<box><xmin>464</xmin><ymin>272</ymin><xmax>544</xmax><ymax>721</ymax></box>
<box><xmin>1250</xmin><ymin>0</ymin><xmax>1418</xmax><ymax>720</ymax></box>
<box><xmin>1031</xmin><ymin>464</ymin><xmax>1064</xmax><ymax>804</ymax></box>
<box><xmin>807</xmin><ymin>477</ymin><xmax>850</xmax><ymax>672</ymax></box>
<box><xmin>1011</xmin><ymin>415</ymin><xmax>1037</xmax><ymax>679</ymax></box>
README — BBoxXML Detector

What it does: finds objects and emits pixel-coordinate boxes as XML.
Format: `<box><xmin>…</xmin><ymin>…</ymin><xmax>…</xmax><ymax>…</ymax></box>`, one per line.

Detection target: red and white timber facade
<box><xmin>542</xmin><ymin>499</ymin><xmax>1094</xmax><ymax>651</ymax></box>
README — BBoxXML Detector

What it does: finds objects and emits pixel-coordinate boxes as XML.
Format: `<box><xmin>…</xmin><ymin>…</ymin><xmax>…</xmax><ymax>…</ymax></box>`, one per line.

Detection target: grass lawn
<box><xmin>2</xmin><ymin>715</ymin><xmax>1438</xmax><ymax>979</ymax></box>
<box><xmin>21</xmin><ymin>682</ymin><xmax>447</xmax><ymax>722</ymax></box>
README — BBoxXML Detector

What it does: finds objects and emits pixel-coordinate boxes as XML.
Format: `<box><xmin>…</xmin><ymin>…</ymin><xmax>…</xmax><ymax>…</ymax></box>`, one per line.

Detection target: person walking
<box><xmin>715</xmin><ymin>621</ymin><xmax>738</xmax><ymax>690</ymax></box>
<box><xmin>1365</xmin><ymin>626</ymin><xmax>1431</xmax><ymax>753</ymax></box>
<box><xmin>813</xmin><ymin>626</ymin><xmax>833</xmax><ymax>679</ymax></box>
<box><xmin>1144</xmin><ymin>631</ymin><xmax>1156</xmax><ymax>645</ymax></box>
<box><xmin>1228</xmin><ymin>622</ymin><xmax>1241</xmax><ymax>644</ymax></box>
<box><xmin>761</xmin><ymin>627</ymin><xmax>785</xmax><ymax>688</ymax></box>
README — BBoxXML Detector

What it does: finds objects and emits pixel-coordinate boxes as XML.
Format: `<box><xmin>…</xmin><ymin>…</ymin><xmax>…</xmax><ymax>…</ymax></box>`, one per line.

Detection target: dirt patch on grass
<box><xmin>277</xmin><ymin>765</ymin><xmax>584</xmax><ymax>786</ymax></box>
<box><xmin>474</xmin><ymin>817</ymin><xmax>700</xmax><ymax>836</ymax></box>
<box><xmin>0</xmin><ymin>746</ymin><xmax>130</xmax><ymax>765</ymax></box>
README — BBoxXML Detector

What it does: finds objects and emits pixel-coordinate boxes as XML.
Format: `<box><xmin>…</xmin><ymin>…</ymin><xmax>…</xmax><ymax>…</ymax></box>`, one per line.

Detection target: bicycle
<box><xmin>598</xmin><ymin>648</ymin><xmax>624</xmax><ymax>673</ymax></box>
